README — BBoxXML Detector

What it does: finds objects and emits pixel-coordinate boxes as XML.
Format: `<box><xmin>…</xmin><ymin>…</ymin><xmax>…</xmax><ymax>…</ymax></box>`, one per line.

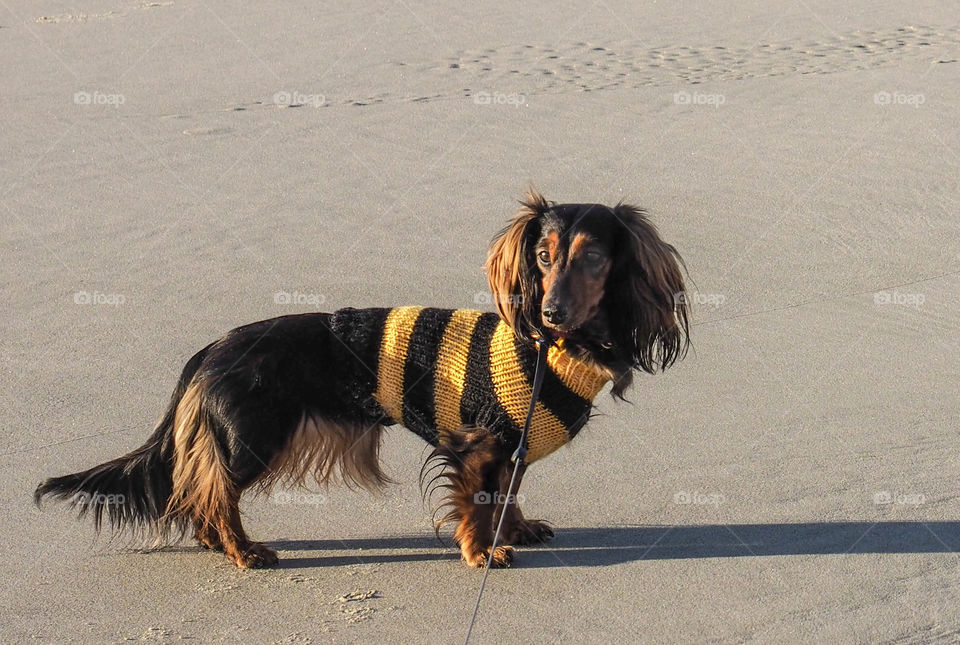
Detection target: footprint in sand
<box><xmin>36</xmin><ymin>2</ymin><xmax>172</xmax><ymax>23</ymax></box>
<box><xmin>167</xmin><ymin>24</ymin><xmax>958</xmax><ymax>111</ymax></box>
<box><xmin>182</xmin><ymin>127</ymin><xmax>234</xmax><ymax>136</ymax></box>
<box><xmin>445</xmin><ymin>24</ymin><xmax>959</xmax><ymax>95</ymax></box>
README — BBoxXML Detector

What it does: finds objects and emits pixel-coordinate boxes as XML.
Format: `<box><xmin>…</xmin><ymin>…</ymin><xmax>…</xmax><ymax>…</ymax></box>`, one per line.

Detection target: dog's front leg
<box><xmin>453</xmin><ymin>476</ymin><xmax>514</xmax><ymax>568</ymax></box>
<box><xmin>429</xmin><ymin>427</ymin><xmax>514</xmax><ymax>568</ymax></box>
<box><xmin>494</xmin><ymin>463</ymin><xmax>555</xmax><ymax>546</ymax></box>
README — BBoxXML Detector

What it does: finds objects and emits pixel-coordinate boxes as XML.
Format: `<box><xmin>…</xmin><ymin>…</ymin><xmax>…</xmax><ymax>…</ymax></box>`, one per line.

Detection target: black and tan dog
<box><xmin>35</xmin><ymin>190</ymin><xmax>690</xmax><ymax>569</ymax></box>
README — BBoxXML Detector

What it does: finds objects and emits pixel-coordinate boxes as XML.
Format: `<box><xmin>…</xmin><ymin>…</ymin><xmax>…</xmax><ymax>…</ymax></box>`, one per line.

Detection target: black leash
<box><xmin>463</xmin><ymin>336</ymin><xmax>551</xmax><ymax>645</ymax></box>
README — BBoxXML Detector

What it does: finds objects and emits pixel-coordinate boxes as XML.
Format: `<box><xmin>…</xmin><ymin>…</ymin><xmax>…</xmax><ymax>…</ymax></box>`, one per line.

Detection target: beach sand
<box><xmin>2</xmin><ymin>0</ymin><xmax>959</xmax><ymax>642</ymax></box>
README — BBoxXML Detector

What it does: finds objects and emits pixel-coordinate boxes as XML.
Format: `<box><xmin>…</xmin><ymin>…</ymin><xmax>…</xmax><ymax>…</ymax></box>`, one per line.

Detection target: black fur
<box><xmin>33</xmin><ymin>342</ymin><xmax>213</xmax><ymax>535</ymax></box>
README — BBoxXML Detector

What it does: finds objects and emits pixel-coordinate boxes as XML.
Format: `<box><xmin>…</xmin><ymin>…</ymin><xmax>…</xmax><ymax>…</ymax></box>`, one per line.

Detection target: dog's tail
<box><xmin>33</xmin><ymin>343</ymin><xmax>214</xmax><ymax>537</ymax></box>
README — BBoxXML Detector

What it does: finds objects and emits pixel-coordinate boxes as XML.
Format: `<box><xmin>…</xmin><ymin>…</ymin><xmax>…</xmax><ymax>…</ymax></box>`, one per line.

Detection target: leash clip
<box><xmin>510</xmin><ymin>445</ymin><xmax>528</xmax><ymax>465</ymax></box>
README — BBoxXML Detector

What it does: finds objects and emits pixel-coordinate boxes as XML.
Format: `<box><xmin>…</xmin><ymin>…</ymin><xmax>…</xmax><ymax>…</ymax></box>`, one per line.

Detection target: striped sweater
<box><xmin>329</xmin><ymin>306</ymin><xmax>610</xmax><ymax>463</ymax></box>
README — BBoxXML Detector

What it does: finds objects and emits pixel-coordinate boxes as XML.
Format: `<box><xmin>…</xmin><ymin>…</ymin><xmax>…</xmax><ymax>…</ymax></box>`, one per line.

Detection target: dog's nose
<box><xmin>543</xmin><ymin>305</ymin><xmax>567</xmax><ymax>325</ymax></box>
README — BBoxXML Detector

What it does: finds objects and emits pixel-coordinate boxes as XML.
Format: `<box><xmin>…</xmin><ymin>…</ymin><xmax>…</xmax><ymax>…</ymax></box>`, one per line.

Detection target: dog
<box><xmin>35</xmin><ymin>190</ymin><xmax>690</xmax><ymax>569</ymax></box>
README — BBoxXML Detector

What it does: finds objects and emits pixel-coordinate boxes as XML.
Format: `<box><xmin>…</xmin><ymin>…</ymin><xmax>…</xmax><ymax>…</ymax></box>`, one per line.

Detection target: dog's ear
<box><xmin>485</xmin><ymin>190</ymin><xmax>549</xmax><ymax>337</ymax></box>
<box><xmin>606</xmin><ymin>203</ymin><xmax>690</xmax><ymax>388</ymax></box>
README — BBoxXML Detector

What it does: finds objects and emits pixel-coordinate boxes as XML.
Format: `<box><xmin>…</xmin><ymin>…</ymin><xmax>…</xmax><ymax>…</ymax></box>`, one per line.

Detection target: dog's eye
<box><xmin>584</xmin><ymin>251</ymin><xmax>603</xmax><ymax>264</ymax></box>
<box><xmin>537</xmin><ymin>250</ymin><xmax>551</xmax><ymax>265</ymax></box>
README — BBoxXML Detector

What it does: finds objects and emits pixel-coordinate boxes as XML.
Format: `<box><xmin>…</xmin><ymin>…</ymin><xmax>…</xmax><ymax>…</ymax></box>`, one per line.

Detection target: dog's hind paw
<box><xmin>463</xmin><ymin>545</ymin><xmax>514</xmax><ymax>568</ymax></box>
<box><xmin>228</xmin><ymin>542</ymin><xmax>279</xmax><ymax>569</ymax></box>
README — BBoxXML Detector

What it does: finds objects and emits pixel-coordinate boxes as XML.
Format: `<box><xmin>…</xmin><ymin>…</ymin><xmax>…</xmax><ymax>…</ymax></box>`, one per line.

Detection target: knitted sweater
<box><xmin>329</xmin><ymin>306</ymin><xmax>610</xmax><ymax>463</ymax></box>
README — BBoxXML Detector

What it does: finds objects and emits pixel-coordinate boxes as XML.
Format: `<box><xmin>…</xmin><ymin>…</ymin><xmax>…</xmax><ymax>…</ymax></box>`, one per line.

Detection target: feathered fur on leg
<box><xmin>421</xmin><ymin>426</ymin><xmax>513</xmax><ymax>568</ymax></box>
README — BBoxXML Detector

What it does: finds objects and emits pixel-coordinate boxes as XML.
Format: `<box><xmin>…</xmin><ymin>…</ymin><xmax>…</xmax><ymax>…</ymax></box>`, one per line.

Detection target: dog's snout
<box><xmin>542</xmin><ymin>304</ymin><xmax>567</xmax><ymax>325</ymax></box>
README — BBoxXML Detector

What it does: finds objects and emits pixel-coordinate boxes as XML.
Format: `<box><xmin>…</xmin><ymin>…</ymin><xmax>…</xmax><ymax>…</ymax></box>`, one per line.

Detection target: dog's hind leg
<box><xmin>177</xmin><ymin>438</ymin><xmax>278</xmax><ymax>568</ymax></box>
<box><xmin>167</xmin><ymin>380</ymin><xmax>282</xmax><ymax>568</ymax></box>
<box><xmin>214</xmin><ymin>491</ymin><xmax>278</xmax><ymax>569</ymax></box>
<box><xmin>494</xmin><ymin>464</ymin><xmax>554</xmax><ymax>546</ymax></box>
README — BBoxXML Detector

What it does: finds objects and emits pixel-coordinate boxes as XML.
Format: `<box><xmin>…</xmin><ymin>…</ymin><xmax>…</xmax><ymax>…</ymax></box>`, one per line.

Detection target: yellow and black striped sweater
<box><xmin>329</xmin><ymin>306</ymin><xmax>610</xmax><ymax>463</ymax></box>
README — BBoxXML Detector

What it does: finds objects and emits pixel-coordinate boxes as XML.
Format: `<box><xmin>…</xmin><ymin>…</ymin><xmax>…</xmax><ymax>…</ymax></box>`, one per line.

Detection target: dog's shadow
<box><xmin>269</xmin><ymin>522</ymin><xmax>960</xmax><ymax>569</ymax></box>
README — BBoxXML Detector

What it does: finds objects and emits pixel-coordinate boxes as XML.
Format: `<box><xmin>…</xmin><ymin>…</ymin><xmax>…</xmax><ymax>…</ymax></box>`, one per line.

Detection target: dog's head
<box><xmin>486</xmin><ymin>190</ymin><xmax>690</xmax><ymax>392</ymax></box>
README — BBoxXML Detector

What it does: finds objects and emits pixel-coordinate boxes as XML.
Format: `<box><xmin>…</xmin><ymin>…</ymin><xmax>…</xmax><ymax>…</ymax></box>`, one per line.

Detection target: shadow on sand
<box><xmin>268</xmin><ymin>522</ymin><xmax>960</xmax><ymax>569</ymax></box>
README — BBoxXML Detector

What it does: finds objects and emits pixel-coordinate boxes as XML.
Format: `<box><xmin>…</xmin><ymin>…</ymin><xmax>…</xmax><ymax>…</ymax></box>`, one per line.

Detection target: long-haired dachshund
<box><xmin>35</xmin><ymin>190</ymin><xmax>690</xmax><ymax>569</ymax></box>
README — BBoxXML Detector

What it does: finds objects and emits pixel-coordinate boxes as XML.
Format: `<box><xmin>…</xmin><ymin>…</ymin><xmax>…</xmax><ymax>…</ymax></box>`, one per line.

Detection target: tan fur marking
<box><xmin>568</xmin><ymin>231</ymin><xmax>593</xmax><ymax>259</ymax></box>
<box><xmin>541</xmin><ymin>230</ymin><xmax>613</xmax><ymax>332</ymax></box>
<box><xmin>165</xmin><ymin>381</ymin><xmax>234</xmax><ymax>536</ymax></box>
<box><xmin>539</xmin><ymin>231</ymin><xmax>561</xmax><ymax>294</ymax></box>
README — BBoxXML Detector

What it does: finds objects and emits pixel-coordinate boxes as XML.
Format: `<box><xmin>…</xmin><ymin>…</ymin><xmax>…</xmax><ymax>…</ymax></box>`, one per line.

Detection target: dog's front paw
<box><xmin>503</xmin><ymin>519</ymin><xmax>554</xmax><ymax>546</ymax></box>
<box><xmin>462</xmin><ymin>544</ymin><xmax>514</xmax><ymax>568</ymax></box>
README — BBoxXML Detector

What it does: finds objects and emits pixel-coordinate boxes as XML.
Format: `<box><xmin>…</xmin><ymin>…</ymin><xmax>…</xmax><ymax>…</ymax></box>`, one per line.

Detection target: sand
<box><xmin>2</xmin><ymin>0</ymin><xmax>959</xmax><ymax>643</ymax></box>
